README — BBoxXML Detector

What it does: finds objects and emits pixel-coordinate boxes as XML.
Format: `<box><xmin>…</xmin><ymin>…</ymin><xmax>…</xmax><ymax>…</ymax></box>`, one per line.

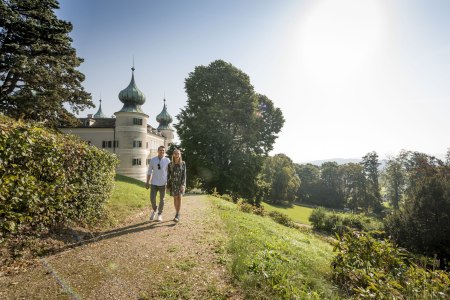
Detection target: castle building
<box><xmin>60</xmin><ymin>67</ymin><xmax>174</xmax><ymax>181</ymax></box>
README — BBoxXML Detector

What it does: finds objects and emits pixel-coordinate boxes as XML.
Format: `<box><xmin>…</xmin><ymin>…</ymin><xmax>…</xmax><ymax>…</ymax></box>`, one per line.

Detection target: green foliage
<box><xmin>319</xmin><ymin>162</ymin><xmax>344</xmax><ymax>208</ymax></box>
<box><xmin>259</xmin><ymin>154</ymin><xmax>300</xmax><ymax>204</ymax></box>
<box><xmin>0</xmin><ymin>116</ymin><xmax>118</xmax><ymax>234</ymax></box>
<box><xmin>361</xmin><ymin>151</ymin><xmax>383</xmax><ymax>213</ymax></box>
<box><xmin>309</xmin><ymin>207</ymin><xmax>327</xmax><ymax>230</ymax></box>
<box><xmin>236</xmin><ymin>199</ymin><xmax>254</xmax><ymax>214</ymax></box>
<box><xmin>384</xmin><ymin>151</ymin><xmax>450</xmax><ymax>266</ymax></box>
<box><xmin>267</xmin><ymin>211</ymin><xmax>295</xmax><ymax>228</ymax></box>
<box><xmin>381</xmin><ymin>157</ymin><xmax>405</xmax><ymax>209</ymax></box>
<box><xmin>332</xmin><ymin>230</ymin><xmax>450</xmax><ymax>299</ymax></box>
<box><xmin>236</xmin><ymin>199</ymin><xmax>266</xmax><ymax>216</ymax></box>
<box><xmin>309</xmin><ymin>207</ymin><xmax>382</xmax><ymax>235</ymax></box>
<box><xmin>294</xmin><ymin>163</ymin><xmax>320</xmax><ymax>202</ymax></box>
<box><xmin>175</xmin><ymin>60</ymin><xmax>284</xmax><ymax>200</ymax></box>
<box><xmin>0</xmin><ymin>0</ymin><xmax>93</xmax><ymax>127</ymax></box>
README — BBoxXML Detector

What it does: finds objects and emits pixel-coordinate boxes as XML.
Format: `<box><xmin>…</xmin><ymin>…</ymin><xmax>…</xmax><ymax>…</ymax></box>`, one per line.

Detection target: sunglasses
<box><xmin>157</xmin><ymin>163</ymin><xmax>161</xmax><ymax>170</ymax></box>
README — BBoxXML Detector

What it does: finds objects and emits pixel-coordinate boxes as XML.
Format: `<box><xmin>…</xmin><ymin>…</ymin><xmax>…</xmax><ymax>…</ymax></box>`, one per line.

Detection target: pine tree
<box><xmin>0</xmin><ymin>0</ymin><xmax>92</xmax><ymax>127</ymax></box>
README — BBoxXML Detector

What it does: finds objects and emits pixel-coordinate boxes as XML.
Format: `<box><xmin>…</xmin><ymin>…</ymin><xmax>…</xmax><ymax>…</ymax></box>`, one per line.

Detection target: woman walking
<box><xmin>167</xmin><ymin>149</ymin><xmax>186</xmax><ymax>222</ymax></box>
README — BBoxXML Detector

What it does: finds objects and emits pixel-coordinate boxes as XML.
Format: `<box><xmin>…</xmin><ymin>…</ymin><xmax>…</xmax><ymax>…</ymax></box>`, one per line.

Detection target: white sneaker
<box><xmin>149</xmin><ymin>210</ymin><xmax>156</xmax><ymax>221</ymax></box>
<box><xmin>157</xmin><ymin>214</ymin><xmax>163</xmax><ymax>222</ymax></box>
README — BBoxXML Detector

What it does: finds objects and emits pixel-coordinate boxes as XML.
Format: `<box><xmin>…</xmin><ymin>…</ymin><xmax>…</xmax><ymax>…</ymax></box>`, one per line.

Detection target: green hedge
<box><xmin>0</xmin><ymin>115</ymin><xmax>119</xmax><ymax>234</ymax></box>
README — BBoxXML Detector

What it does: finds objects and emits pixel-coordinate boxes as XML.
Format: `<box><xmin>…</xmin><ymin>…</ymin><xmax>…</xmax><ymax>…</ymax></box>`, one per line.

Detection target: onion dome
<box><xmin>156</xmin><ymin>99</ymin><xmax>173</xmax><ymax>130</ymax></box>
<box><xmin>117</xmin><ymin>67</ymin><xmax>146</xmax><ymax>113</ymax></box>
<box><xmin>94</xmin><ymin>99</ymin><xmax>107</xmax><ymax>118</ymax></box>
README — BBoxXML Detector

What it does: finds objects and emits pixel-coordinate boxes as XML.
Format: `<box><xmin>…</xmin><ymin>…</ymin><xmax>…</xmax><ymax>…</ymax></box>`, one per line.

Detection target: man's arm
<box><xmin>146</xmin><ymin>161</ymin><xmax>153</xmax><ymax>189</ymax></box>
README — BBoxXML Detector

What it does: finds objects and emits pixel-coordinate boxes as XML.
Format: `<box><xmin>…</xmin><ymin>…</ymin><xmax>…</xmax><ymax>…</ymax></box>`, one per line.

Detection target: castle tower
<box><xmin>156</xmin><ymin>98</ymin><xmax>174</xmax><ymax>148</ymax></box>
<box><xmin>93</xmin><ymin>99</ymin><xmax>107</xmax><ymax>118</ymax></box>
<box><xmin>114</xmin><ymin>67</ymin><xmax>149</xmax><ymax>181</ymax></box>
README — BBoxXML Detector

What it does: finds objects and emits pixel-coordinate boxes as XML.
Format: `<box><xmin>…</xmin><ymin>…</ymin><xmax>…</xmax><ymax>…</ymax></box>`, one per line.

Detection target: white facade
<box><xmin>60</xmin><ymin>68</ymin><xmax>174</xmax><ymax>181</ymax></box>
<box><xmin>60</xmin><ymin>118</ymin><xmax>171</xmax><ymax>182</ymax></box>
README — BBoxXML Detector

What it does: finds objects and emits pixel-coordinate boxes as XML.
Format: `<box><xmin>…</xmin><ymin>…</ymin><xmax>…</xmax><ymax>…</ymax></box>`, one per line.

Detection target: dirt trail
<box><xmin>0</xmin><ymin>195</ymin><xmax>242</xmax><ymax>299</ymax></box>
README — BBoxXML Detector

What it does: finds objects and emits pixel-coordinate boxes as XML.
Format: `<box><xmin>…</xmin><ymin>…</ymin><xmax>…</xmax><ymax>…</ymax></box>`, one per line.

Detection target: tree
<box><xmin>361</xmin><ymin>151</ymin><xmax>382</xmax><ymax>213</ymax></box>
<box><xmin>384</xmin><ymin>151</ymin><xmax>450</xmax><ymax>267</ymax></box>
<box><xmin>295</xmin><ymin>163</ymin><xmax>320</xmax><ymax>203</ymax></box>
<box><xmin>0</xmin><ymin>0</ymin><xmax>92</xmax><ymax>127</ymax></box>
<box><xmin>175</xmin><ymin>60</ymin><xmax>284</xmax><ymax>199</ymax></box>
<box><xmin>319</xmin><ymin>162</ymin><xmax>344</xmax><ymax>208</ymax></box>
<box><xmin>382</xmin><ymin>156</ymin><xmax>405</xmax><ymax>209</ymax></box>
<box><xmin>339</xmin><ymin>163</ymin><xmax>365</xmax><ymax>210</ymax></box>
<box><xmin>260</xmin><ymin>154</ymin><xmax>300</xmax><ymax>203</ymax></box>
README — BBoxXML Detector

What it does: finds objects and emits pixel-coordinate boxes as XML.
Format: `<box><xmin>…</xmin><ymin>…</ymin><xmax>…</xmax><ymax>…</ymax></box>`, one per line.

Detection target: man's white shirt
<box><xmin>148</xmin><ymin>156</ymin><xmax>171</xmax><ymax>186</ymax></box>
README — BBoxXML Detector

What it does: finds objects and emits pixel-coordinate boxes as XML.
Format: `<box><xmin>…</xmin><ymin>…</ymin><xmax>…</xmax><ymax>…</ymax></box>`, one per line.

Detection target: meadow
<box><xmin>262</xmin><ymin>201</ymin><xmax>314</xmax><ymax>225</ymax></box>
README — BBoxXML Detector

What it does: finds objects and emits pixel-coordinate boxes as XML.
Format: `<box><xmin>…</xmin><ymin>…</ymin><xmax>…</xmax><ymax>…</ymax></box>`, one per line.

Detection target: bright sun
<box><xmin>298</xmin><ymin>0</ymin><xmax>386</xmax><ymax>87</ymax></box>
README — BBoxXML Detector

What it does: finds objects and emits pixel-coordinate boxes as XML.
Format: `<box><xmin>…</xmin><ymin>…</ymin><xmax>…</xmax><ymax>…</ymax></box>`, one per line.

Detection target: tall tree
<box><xmin>339</xmin><ymin>163</ymin><xmax>366</xmax><ymax>210</ymax></box>
<box><xmin>319</xmin><ymin>162</ymin><xmax>344</xmax><ymax>208</ymax></box>
<box><xmin>385</xmin><ymin>151</ymin><xmax>450</xmax><ymax>267</ymax></box>
<box><xmin>0</xmin><ymin>0</ymin><xmax>92</xmax><ymax>126</ymax></box>
<box><xmin>260</xmin><ymin>154</ymin><xmax>300</xmax><ymax>203</ymax></box>
<box><xmin>295</xmin><ymin>163</ymin><xmax>320</xmax><ymax>203</ymax></box>
<box><xmin>382</xmin><ymin>156</ymin><xmax>405</xmax><ymax>209</ymax></box>
<box><xmin>361</xmin><ymin>151</ymin><xmax>382</xmax><ymax>212</ymax></box>
<box><xmin>175</xmin><ymin>60</ymin><xmax>284</xmax><ymax>199</ymax></box>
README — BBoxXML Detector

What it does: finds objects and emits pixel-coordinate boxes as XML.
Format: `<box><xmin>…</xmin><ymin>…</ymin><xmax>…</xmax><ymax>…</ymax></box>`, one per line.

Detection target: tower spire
<box><xmin>117</xmin><ymin>64</ymin><xmax>146</xmax><ymax>113</ymax></box>
<box><xmin>94</xmin><ymin>95</ymin><xmax>107</xmax><ymax>118</ymax></box>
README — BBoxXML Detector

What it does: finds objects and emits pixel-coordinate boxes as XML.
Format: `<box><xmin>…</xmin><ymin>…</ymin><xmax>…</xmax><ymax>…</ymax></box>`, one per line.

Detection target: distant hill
<box><xmin>302</xmin><ymin>158</ymin><xmax>361</xmax><ymax>166</ymax></box>
<box><xmin>300</xmin><ymin>158</ymin><xmax>388</xmax><ymax>169</ymax></box>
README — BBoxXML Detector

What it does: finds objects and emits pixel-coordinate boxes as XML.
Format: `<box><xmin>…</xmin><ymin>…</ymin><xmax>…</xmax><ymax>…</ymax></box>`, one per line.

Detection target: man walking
<box><xmin>145</xmin><ymin>145</ymin><xmax>170</xmax><ymax>221</ymax></box>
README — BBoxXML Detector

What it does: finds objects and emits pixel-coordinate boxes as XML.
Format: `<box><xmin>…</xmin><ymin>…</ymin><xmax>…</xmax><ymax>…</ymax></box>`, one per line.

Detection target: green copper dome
<box><xmin>118</xmin><ymin>67</ymin><xmax>146</xmax><ymax>113</ymax></box>
<box><xmin>156</xmin><ymin>99</ymin><xmax>173</xmax><ymax>130</ymax></box>
<box><xmin>94</xmin><ymin>99</ymin><xmax>107</xmax><ymax>118</ymax></box>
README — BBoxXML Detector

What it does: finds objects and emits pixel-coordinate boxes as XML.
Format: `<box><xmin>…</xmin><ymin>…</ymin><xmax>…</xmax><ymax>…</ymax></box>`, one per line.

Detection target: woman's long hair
<box><xmin>171</xmin><ymin>149</ymin><xmax>183</xmax><ymax>164</ymax></box>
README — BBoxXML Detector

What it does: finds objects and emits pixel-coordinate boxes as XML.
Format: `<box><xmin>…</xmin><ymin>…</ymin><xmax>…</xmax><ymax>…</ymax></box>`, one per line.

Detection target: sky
<box><xmin>56</xmin><ymin>0</ymin><xmax>450</xmax><ymax>163</ymax></box>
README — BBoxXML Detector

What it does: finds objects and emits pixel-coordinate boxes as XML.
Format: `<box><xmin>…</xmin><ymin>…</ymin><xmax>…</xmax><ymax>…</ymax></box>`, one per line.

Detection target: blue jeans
<box><xmin>150</xmin><ymin>185</ymin><xmax>166</xmax><ymax>214</ymax></box>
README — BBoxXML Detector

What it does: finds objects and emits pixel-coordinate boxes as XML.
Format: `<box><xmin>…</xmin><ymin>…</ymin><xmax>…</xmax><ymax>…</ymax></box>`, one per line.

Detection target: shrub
<box><xmin>267</xmin><ymin>211</ymin><xmax>295</xmax><ymax>228</ymax></box>
<box><xmin>309</xmin><ymin>207</ymin><xmax>383</xmax><ymax>235</ymax></box>
<box><xmin>0</xmin><ymin>116</ymin><xmax>119</xmax><ymax>235</ymax></box>
<box><xmin>252</xmin><ymin>205</ymin><xmax>266</xmax><ymax>216</ymax></box>
<box><xmin>237</xmin><ymin>200</ymin><xmax>254</xmax><ymax>213</ymax></box>
<box><xmin>219</xmin><ymin>194</ymin><xmax>233</xmax><ymax>202</ymax></box>
<box><xmin>332</xmin><ymin>230</ymin><xmax>450</xmax><ymax>299</ymax></box>
<box><xmin>309</xmin><ymin>207</ymin><xmax>326</xmax><ymax>230</ymax></box>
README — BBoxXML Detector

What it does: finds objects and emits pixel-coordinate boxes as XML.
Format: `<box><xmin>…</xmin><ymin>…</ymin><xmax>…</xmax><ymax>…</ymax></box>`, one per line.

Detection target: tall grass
<box><xmin>212</xmin><ymin>196</ymin><xmax>342</xmax><ymax>299</ymax></box>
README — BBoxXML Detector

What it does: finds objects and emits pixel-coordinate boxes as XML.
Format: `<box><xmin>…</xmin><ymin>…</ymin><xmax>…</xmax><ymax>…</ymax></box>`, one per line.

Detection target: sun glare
<box><xmin>298</xmin><ymin>0</ymin><xmax>386</xmax><ymax>87</ymax></box>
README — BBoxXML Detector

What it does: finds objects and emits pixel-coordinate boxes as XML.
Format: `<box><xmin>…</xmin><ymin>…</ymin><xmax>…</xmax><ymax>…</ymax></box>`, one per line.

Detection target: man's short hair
<box><xmin>158</xmin><ymin>145</ymin><xmax>165</xmax><ymax>151</ymax></box>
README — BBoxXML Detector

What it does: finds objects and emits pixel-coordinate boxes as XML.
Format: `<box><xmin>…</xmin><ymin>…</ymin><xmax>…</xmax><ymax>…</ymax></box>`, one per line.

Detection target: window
<box><xmin>146</xmin><ymin>158</ymin><xmax>151</xmax><ymax>165</ymax></box>
<box><xmin>102</xmin><ymin>140</ymin><xmax>112</xmax><ymax>148</ymax></box>
<box><xmin>146</xmin><ymin>142</ymin><xmax>148</xmax><ymax>149</ymax></box>
<box><xmin>133</xmin><ymin>140</ymin><xmax>142</xmax><ymax>148</ymax></box>
<box><xmin>113</xmin><ymin>140</ymin><xmax>119</xmax><ymax>148</ymax></box>
<box><xmin>133</xmin><ymin>118</ymin><xmax>143</xmax><ymax>125</ymax></box>
<box><xmin>132</xmin><ymin>158</ymin><xmax>141</xmax><ymax>166</ymax></box>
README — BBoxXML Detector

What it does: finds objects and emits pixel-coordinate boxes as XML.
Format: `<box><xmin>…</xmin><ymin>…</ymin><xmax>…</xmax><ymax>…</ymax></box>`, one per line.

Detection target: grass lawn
<box><xmin>212</xmin><ymin>196</ymin><xmax>341</xmax><ymax>299</ymax></box>
<box><xmin>262</xmin><ymin>201</ymin><xmax>314</xmax><ymax>225</ymax></box>
<box><xmin>106</xmin><ymin>174</ymin><xmax>150</xmax><ymax>225</ymax></box>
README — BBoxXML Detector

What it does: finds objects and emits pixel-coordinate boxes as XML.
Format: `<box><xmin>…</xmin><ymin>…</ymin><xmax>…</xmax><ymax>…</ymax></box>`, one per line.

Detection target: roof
<box><xmin>65</xmin><ymin>118</ymin><xmax>116</xmax><ymax>128</ymax></box>
<box><xmin>117</xmin><ymin>67</ymin><xmax>146</xmax><ymax>113</ymax></box>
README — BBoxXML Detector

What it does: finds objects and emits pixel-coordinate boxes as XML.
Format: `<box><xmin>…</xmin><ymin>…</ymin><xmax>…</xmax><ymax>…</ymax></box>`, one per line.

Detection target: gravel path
<box><xmin>0</xmin><ymin>195</ymin><xmax>242</xmax><ymax>299</ymax></box>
